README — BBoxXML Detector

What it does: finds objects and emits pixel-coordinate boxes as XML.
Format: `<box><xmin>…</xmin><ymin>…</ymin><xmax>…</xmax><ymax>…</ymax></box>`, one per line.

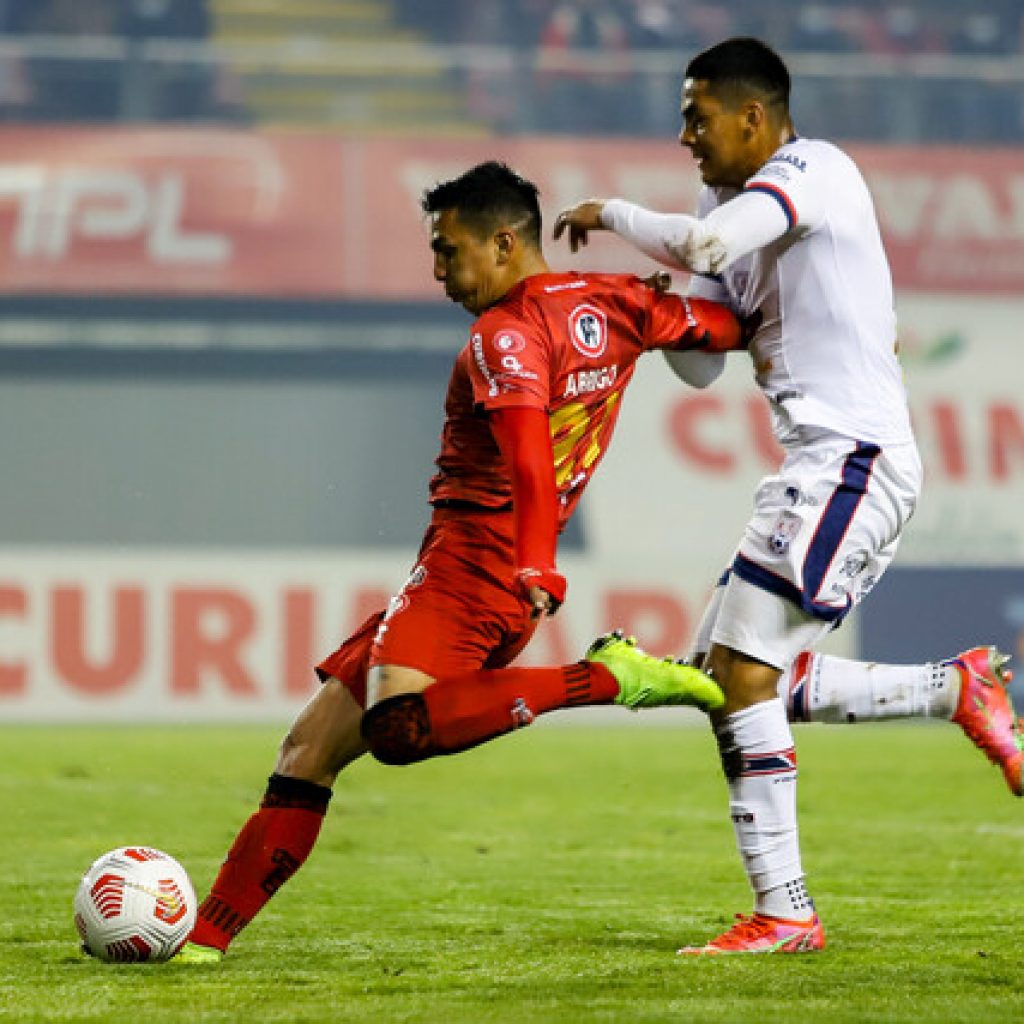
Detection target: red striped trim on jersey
<box><xmin>745</xmin><ymin>182</ymin><xmax>797</xmax><ymax>229</ymax></box>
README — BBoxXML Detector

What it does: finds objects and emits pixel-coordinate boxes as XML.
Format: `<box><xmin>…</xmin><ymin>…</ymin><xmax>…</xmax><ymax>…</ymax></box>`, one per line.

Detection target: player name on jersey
<box><xmin>563</xmin><ymin>365</ymin><xmax>617</xmax><ymax>398</ymax></box>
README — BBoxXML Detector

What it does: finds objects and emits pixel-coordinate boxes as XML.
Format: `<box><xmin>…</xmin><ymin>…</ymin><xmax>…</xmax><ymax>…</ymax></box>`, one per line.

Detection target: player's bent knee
<box><xmin>707</xmin><ymin>646</ymin><xmax>779</xmax><ymax>696</ymax></box>
<box><xmin>360</xmin><ymin>693</ymin><xmax>435</xmax><ymax>765</ymax></box>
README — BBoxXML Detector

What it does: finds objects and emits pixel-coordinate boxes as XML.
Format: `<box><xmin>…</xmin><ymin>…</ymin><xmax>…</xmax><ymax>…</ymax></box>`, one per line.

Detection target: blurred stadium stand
<box><xmin>207</xmin><ymin>0</ymin><xmax>477</xmax><ymax>133</ymax></box>
<box><xmin>0</xmin><ymin>1</ymin><xmax>1017</xmax><ymax>139</ymax></box>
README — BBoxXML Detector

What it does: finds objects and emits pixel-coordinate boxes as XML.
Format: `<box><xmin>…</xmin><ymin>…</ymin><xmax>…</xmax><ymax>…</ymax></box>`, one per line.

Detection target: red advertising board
<box><xmin>0</xmin><ymin>128</ymin><xmax>1018</xmax><ymax>298</ymax></box>
<box><xmin>0</xmin><ymin>127</ymin><xmax>349</xmax><ymax>296</ymax></box>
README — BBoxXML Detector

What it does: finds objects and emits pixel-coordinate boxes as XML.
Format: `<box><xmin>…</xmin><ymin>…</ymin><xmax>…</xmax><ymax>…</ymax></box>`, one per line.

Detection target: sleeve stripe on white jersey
<box><xmin>745</xmin><ymin>183</ymin><xmax>797</xmax><ymax>230</ymax></box>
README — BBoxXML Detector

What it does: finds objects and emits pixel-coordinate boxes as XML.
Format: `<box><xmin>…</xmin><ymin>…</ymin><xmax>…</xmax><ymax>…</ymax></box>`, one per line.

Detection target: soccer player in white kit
<box><xmin>555</xmin><ymin>37</ymin><xmax>1023</xmax><ymax>954</ymax></box>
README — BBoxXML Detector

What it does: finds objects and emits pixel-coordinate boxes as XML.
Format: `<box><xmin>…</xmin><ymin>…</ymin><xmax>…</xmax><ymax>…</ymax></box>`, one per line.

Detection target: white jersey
<box><xmin>688</xmin><ymin>137</ymin><xmax>914</xmax><ymax>446</ymax></box>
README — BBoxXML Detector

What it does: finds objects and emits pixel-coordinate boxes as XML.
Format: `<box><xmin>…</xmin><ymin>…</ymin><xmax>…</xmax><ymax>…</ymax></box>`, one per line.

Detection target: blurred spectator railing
<box><xmin>0</xmin><ymin>32</ymin><xmax>243</xmax><ymax>123</ymax></box>
<box><xmin>0</xmin><ymin>33</ymin><xmax>1021</xmax><ymax>142</ymax></box>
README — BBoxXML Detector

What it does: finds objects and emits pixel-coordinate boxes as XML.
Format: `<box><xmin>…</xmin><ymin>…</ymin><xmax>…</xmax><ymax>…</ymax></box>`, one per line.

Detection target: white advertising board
<box><xmin>0</xmin><ymin>548</ymin><xmax>741</xmax><ymax>722</ymax></box>
<box><xmin>584</xmin><ymin>293</ymin><xmax>1024</xmax><ymax>567</ymax></box>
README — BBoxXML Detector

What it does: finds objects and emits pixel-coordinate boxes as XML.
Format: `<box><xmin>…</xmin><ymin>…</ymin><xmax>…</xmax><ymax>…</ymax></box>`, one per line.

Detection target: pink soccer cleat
<box><xmin>678</xmin><ymin>912</ymin><xmax>825</xmax><ymax>956</ymax></box>
<box><xmin>950</xmin><ymin>647</ymin><xmax>1023</xmax><ymax>797</ymax></box>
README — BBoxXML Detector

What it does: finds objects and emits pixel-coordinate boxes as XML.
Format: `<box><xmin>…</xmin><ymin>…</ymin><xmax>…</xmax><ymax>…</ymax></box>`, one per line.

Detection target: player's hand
<box><xmin>641</xmin><ymin>271</ymin><xmax>672</xmax><ymax>294</ymax></box>
<box><xmin>553</xmin><ymin>201</ymin><xmax>606</xmax><ymax>253</ymax></box>
<box><xmin>516</xmin><ymin>567</ymin><xmax>566</xmax><ymax>618</ymax></box>
<box><xmin>527</xmin><ymin>584</ymin><xmax>556</xmax><ymax>619</ymax></box>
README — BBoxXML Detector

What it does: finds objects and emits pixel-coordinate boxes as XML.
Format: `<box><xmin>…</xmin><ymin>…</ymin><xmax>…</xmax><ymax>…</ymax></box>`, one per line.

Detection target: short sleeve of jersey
<box><xmin>745</xmin><ymin>141</ymin><xmax>827</xmax><ymax>233</ymax></box>
<box><xmin>643</xmin><ymin>289</ymin><xmax>705</xmax><ymax>351</ymax></box>
<box><xmin>466</xmin><ymin>316</ymin><xmax>551</xmax><ymax>412</ymax></box>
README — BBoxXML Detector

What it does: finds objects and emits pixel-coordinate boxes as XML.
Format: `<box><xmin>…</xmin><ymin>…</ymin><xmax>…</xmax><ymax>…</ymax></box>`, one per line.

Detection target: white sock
<box><xmin>780</xmin><ymin>652</ymin><xmax>960</xmax><ymax>723</ymax></box>
<box><xmin>715</xmin><ymin>698</ymin><xmax>814</xmax><ymax>920</ymax></box>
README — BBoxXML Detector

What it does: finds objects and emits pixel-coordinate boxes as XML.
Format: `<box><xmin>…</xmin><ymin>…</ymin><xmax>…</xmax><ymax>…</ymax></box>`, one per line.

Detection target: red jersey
<box><xmin>430</xmin><ymin>271</ymin><xmax>714</xmax><ymax>526</ymax></box>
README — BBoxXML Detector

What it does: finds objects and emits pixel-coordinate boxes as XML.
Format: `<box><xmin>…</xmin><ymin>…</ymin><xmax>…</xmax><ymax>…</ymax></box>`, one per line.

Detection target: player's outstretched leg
<box><xmin>361</xmin><ymin>636</ymin><xmax>723</xmax><ymax>766</ymax></box>
<box><xmin>950</xmin><ymin>647</ymin><xmax>1023</xmax><ymax>796</ymax></box>
<box><xmin>678</xmin><ymin>911</ymin><xmax>825</xmax><ymax>956</ymax></box>
<box><xmin>586</xmin><ymin>630</ymin><xmax>725</xmax><ymax>712</ymax></box>
<box><xmin>780</xmin><ymin>646</ymin><xmax>1022</xmax><ymax>796</ymax></box>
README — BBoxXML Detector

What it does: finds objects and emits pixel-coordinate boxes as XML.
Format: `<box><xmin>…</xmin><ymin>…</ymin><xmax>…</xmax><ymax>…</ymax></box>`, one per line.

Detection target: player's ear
<box><xmin>494</xmin><ymin>229</ymin><xmax>515</xmax><ymax>265</ymax></box>
<box><xmin>744</xmin><ymin>100</ymin><xmax>766</xmax><ymax>135</ymax></box>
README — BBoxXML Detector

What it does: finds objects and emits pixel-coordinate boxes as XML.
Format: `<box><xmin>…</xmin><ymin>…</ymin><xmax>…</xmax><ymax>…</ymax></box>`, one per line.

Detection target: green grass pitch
<box><xmin>1</xmin><ymin>720</ymin><xmax>1022</xmax><ymax>1023</ymax></box>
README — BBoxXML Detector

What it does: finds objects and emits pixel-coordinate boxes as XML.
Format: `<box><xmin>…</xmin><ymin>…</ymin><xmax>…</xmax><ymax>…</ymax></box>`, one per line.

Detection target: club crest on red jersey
<box><xmin>568</xmin><ymin>304</ymin><xmax>607</xmax><ymax>359</ymax></box>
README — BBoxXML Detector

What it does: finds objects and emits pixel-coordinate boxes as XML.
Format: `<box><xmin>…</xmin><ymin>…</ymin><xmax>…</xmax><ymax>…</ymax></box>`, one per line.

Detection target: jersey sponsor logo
<box><xmin>495</xmin><ymin>352</ymin><xmax>540</xmax><ymax>388</ymax></box>
<box><xmin>544</xmin><ymin>279</ymin><xmax>588</xmax><ymax>293</ymax></box>
<box><xmin>470</xmin><ymin>332</ymin><xmax>499</xmax><ymax>398</ymax></box>
<box><xmin>568</xmin><ymin>304</ymin><xmax>607</xmax><ymax>359</ymax></box>
<box><xmin>562</xmin><ymin>364</ymin><xmax>617</xmax><ymax>399</ymax></box>
<box><xmin>755</xmin><ymin>163</ymin><xmax>792</xmax><ymax>185</ymax></box>
<box><xmin>492</xmin><ymin>328</ymin><xmax>527</xmax><ymax>355</ymax></box>
<box><xmin>766</xmin><ymin>152</ymin><xmax>807</xmax><ymax>173</ymax></box>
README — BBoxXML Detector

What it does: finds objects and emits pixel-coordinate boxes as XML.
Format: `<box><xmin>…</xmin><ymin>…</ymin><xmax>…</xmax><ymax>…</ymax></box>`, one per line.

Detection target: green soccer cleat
<box><xmin>586</xmin><ymin>630</ymin><xmax>725</xmax><ymax>712</ymax></box>
<box><xmin>174</xmin><ymin>941</ymin><xmax>224</xmax><ymax>964</ymax></box>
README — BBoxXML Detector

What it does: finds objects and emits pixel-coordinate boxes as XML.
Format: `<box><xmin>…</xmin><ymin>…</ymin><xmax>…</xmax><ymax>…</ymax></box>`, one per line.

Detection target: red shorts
<box><xmin>316</xmin><ymin>508</ymin><xmax>538</xmax><ymax>707</ymax></box>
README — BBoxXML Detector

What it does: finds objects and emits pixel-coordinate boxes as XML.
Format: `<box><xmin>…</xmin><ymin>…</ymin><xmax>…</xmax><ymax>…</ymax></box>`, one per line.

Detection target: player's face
<box><xmin>429</xmin><ymin>209</ymin><xmax>503</xmax><ymax>315</ymax></box>
<box><xmin>679</xmin><ymin>78</ymin><xmax>754</xmax><ymax>188</ymax></box>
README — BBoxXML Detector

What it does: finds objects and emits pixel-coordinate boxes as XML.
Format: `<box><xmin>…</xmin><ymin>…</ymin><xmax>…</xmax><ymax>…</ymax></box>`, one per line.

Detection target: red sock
<box><xmin>189</xmin><ymin>774</ymin><xmax>331</xmax><ymax>952</ymax></box>
<box><xmin>422</xmin><ymin>661</ymin><xmax>618</xmax><ymax>753</ymax></box>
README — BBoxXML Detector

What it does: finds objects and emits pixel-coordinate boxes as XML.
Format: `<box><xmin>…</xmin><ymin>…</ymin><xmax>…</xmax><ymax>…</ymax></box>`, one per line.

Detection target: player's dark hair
<box><xmin>686</xmin><ymin>37</ymin><xmax>790</xmax><ymax>111</ymax></box>
<box><xmin>422</xmin><ymin>161</ymin><xmax>542</xmax><ymax>248</ymax></box>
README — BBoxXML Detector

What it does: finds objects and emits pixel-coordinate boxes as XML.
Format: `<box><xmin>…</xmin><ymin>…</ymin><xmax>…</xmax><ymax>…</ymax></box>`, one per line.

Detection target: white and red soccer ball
<box><xmin>73</xmin><ymin>846</ymin><xmax>196</xmax><ymax>963</ymax></box>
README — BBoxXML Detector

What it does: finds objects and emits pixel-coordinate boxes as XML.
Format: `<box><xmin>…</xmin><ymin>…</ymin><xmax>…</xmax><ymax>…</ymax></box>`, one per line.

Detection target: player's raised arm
<box><xmin>557</xmin><ymin>192</ymin><xmax>790</xmax><ymax>275</ymax></box>
<box><xmin>555</xmin><ymin>198</ymin><xmax>697</xmax><ymax>268</ymax></box>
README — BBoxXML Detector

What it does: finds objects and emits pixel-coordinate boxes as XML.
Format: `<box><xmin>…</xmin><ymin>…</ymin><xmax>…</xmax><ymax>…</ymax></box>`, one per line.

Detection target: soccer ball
<box><xmin>73</xmin><ymin>846</ymin><xmax>197</xmax><ymax>963</ymax></box>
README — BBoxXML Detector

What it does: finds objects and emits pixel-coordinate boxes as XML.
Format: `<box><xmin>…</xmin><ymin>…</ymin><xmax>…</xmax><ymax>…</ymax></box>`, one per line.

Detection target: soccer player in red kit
<box><xmin>176</xmin><ymin>161</ymin><xmax>744</xmax><ymax>963</ymax></box>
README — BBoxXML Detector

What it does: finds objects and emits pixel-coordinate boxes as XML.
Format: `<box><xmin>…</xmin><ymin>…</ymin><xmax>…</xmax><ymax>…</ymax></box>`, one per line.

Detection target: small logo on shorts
<box><xmin>784</xmin><ymin>485</ymin><xmax>820</xmax><ymax>507</ymax></box>
<box><xmin>841</xmin><ymin>552</ymin><xmax>868</xmax><ymax>578</ymax></box>
<box><xmin>769</xmin><ymin>510</ymin><xmax>802</xmax><ymax>555</ymax></box>
<box><xmin>375</xmin><ymin>564</ymin><xmax>428</xmax><ymax>640</ymax></box>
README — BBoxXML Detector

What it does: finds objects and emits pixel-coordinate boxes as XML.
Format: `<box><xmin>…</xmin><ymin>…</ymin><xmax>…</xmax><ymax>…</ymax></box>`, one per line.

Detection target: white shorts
<box><xmin>694</xmin><ymin>429</ymin><xmax>923</xmax><ymax>670</ymax></box>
